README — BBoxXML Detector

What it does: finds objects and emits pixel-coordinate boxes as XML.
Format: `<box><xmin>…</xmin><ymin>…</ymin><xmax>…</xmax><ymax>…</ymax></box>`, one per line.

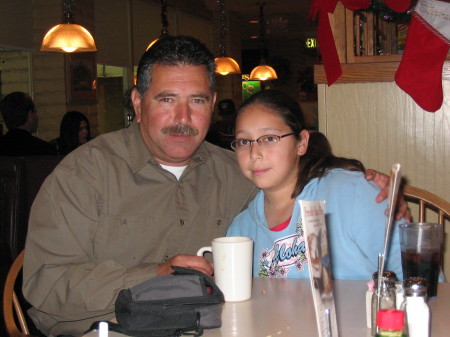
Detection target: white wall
<box><xmin>318</xmin><ymin>79</ymin><xmax>450</xmax><ymax>277</ymax></box>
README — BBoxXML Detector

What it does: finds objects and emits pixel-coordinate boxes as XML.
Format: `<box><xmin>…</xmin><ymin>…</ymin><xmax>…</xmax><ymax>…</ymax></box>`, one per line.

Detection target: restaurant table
<box><xmin>84</xmin><ymin>278</ymin><xmax>449</xmax><ymax>337</ymax></box>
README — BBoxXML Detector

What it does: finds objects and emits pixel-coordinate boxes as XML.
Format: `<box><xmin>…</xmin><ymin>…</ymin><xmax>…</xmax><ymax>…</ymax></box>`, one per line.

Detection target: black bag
<box><xmin>102</xmin><ymin>266</ymin><xmax>224</xmax><ymax>337</ymax></box>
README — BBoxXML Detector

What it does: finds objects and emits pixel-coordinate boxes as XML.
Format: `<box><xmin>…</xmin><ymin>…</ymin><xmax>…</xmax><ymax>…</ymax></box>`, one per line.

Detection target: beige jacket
<box><xmin>23</xmin><ymin>122</ymin><xmax>257</xmax><ymax>336</ymax></box>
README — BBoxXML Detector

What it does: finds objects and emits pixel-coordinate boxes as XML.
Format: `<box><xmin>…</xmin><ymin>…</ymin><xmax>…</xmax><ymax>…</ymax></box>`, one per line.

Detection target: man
<box><xmin>23</xmin><ymin>36</ymin><xmax>256</xmax><ymax>337</ymax></box>
<box><xmin>23</xmin><ymin>36</ymin><xmax>407</xmax><ymax>337</ymax></box>
<box><xmin>0</xmin><ymin>91</ymin><xmax>56</xmax><ymax>155</ymax></box>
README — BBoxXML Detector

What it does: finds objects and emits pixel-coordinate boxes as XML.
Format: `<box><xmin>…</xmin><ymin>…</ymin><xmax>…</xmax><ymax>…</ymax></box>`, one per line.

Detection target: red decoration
<box><xmin>342</xmin><ymin>0</ymin><xmax>370</xmax><ymax>10</ymax></box>
<box><xmin>395</xmin><ymin>14</ymin><xmax>450</xmax><ymax>112</ymax></box>
<box><xmin>308</xmin><ymin>0</ymin><xmax>370</xmax><ymax>85</ymax></box>
<box><xmin>384</xmin><ymin>0</ymin><xmax>411</xmax><ymax>13</ymax></box>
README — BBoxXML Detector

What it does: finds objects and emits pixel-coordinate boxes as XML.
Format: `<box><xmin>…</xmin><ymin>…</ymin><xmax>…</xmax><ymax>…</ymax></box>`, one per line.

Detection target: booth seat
<box><xmin>0</xmin><ymin>155</ymin><xmax>65</xmax><ymax>259</ymax></box>
<box><xmin>0</xmin><ymin>156</ymin><xmax>63</xmax><ymax>261</ymax></box>
<box><xmin>0</xmin><ymin>155</ymin><xmax>63</xmax><ymax>337</ymax></box>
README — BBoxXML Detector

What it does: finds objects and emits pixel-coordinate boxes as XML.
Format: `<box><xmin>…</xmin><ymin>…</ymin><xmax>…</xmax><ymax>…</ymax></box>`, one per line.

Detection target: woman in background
<box><xmin>52</xmin><ymin>110</ymin><xmax>91</xmax><ymax>155</ymax></box>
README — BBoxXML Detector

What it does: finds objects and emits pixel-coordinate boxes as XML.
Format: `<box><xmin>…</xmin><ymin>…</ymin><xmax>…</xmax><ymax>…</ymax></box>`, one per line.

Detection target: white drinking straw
<box><xmin>381</xmin><ymin>163</ymin><xmax>402</xmax><ymax>269</ymax></box>
<box><xmin>376</xmin><ymin>163</ymin><xmax>402</xmax><ymax>334</ymax></box>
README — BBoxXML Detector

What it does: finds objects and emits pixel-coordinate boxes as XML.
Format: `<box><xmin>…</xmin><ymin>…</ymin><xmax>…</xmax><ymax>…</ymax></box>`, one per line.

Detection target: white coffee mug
<box><xmin>197</xmin><ymin>236</ymin><xmax>253</xmax><ymax>302</ymax></box>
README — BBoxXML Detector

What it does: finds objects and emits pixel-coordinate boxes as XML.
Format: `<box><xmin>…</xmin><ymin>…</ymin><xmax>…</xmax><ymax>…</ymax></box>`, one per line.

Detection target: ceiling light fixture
<box><xmin>41</xmin><ymin>0</ymin><xmax>97</xmax><ymax>53</ymax></box>
<box><xmin>214</xmin><ymin>0</ymin><xmax>241</xmax><ymax>76</ymax></box>
<box><xmin>249</xmin><ymin>2</ymin><xmax>277</xmax><ymax>81</ymax></box>
<box><xmin>146</xmin><ymin>0</ymin><xmax>169</xmax><ymax>51</ymax></box>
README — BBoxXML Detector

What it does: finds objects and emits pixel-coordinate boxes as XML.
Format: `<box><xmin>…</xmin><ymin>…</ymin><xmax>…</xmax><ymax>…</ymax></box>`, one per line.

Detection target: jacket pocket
<box><xmin>94</xmin><ymin>214</ymin><xmax>156</xmax><ymax>265</ymax></box>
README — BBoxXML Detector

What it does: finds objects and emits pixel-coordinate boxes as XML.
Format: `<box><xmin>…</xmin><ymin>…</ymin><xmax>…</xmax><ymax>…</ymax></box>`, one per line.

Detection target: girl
<box><xmin>227</xmin><ymin>90</ymin><xmax>403</xmax><ymax>280</ymax></box>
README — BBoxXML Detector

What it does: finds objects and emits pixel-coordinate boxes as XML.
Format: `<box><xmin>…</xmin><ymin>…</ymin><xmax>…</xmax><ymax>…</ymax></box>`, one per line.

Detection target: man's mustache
<box><xmin>161</xmin><ymin>124</ymin><xmax>199</xmax><ymax>136</ymax></box>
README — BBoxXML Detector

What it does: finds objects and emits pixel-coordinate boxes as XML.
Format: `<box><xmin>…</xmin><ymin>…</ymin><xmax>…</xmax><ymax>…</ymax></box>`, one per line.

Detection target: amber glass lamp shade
<box><xmin>41</xmin><ymin>23</ymin><xmax>97</xmax><ymax>53</ymax></box>
<box><xmin>215</xmin><ymin>57</ymin><xmax>241</xmax><ymax>75</ymax></box>
<box><xmin>249</xmin><ymin>64</ymin><xmax>278</xmax><ymax>81</ymax></box>
<box><xmin>146</xmin><ymin>38</ymin><xmax>160</xmax><ymax>51</ymax></box>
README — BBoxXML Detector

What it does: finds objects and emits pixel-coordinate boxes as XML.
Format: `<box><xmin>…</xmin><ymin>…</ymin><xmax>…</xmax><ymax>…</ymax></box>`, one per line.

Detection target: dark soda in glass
<box><xmin>401</xmin><ymin>249</ymin><xmax>441</xmax><ymax>297</ymax></box>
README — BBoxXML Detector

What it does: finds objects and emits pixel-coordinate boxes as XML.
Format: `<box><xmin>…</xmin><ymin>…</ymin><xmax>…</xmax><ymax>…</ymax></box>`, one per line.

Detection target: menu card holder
<box><xmin>299</xmin><ymin>200</ymin><xmax>339</xmax><ymax>337</ymax></box>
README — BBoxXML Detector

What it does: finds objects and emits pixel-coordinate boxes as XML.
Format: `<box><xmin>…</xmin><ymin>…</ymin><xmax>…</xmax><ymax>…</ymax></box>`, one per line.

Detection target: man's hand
<box><xmin>365</xmin><ymin>169</ymin><xmax>411</xmax><ymax>222</ymax></box>
<box><xmin>156</xmin><ymin>254</ymin><xmax>213</xmax><ymax>276</ymax></box>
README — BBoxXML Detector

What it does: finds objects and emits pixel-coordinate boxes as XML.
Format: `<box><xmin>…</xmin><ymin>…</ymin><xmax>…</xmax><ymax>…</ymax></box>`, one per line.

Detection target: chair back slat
<box><xmin>419</xmin><ymin>200</ymin><xmax>425</xmax><ymax>222</ymax></box>
<box><xmin>439</xmin><ymin>211</ymin><xmax>445</xmax><ymax>225</ymax></box>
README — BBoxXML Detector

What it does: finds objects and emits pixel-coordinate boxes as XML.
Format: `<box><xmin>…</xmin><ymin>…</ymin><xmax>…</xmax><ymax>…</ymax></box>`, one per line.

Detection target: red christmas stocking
<box><xmin>395</xmin><ymin>1</ymin><xmax>450</xmax><ymax>112</ymax></box>
<box><xmin>384</xmin><ymin>0</ymin><xmax>411</xmax><ymax>13</ymax></box>
<box><xmin>309</xmin><ymin>0</ymin><xmax>340</xmax><ymax>85</ymax></box>
<box><xmin>341</xmin><ymin>0</ymin><xmax>370</xmax><ymax>10</ymax></box>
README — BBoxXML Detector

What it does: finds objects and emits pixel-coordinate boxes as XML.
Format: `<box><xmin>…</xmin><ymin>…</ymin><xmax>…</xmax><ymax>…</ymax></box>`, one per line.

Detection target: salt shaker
<box><xmin>401</xmin><ymin>277</ymin><xmax>430</xmax><ymax>337</ymax></box>
<box><xmin>395</xmin><ymin>281</ymin><xmax>404</xmax><ymax>310</ymax></box>
<box><xmin>371</xmin><ymin>271</ymin><xmax>397</xmax><ymax>335</ymax></box>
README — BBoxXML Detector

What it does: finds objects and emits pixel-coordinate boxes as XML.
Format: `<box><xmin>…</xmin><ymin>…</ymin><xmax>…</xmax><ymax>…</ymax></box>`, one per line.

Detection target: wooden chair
<box><xmin>3</xmin><ymin>250</ymin><xmax>34</xmax><ymax>337</ymax></box>
<box><xmin>403</xmin><ymin>185</ymin><xmax>450</xmax><ymax>224</ymax></box>
<box><xmin>403</xmin><ymin>185</ymin><xmax>450</xmax><ymax>278</ymax></box>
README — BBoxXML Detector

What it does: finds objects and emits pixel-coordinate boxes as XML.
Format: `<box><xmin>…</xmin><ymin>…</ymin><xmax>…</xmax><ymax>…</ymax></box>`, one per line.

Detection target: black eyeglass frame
<box><xmin>231</xmin><ymin>132</ymin><xmax>295</xmax><ymax>151</ymax></box>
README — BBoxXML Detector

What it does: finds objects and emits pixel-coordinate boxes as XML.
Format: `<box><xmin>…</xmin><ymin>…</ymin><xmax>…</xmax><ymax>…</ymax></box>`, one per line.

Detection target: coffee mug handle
<box><xmin>197</xmin><ymin>246</ymin><xmax>212</xmax><ymax>256</ymax></box>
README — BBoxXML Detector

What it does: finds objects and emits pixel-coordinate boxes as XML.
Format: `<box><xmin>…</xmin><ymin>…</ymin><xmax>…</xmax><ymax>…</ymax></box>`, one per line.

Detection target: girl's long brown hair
<box><xmin>238</xmin><ymin>90</ymin><xmax>365</xmax><ymax>198</ymax></box>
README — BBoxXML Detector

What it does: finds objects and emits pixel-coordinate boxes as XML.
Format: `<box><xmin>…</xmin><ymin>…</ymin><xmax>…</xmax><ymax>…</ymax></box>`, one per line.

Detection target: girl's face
<box><xmin>78</xmin><ymin>120</ymin><xmax>89</xmax><ymax>144</ymax></box>
<box><xmin>234</xmin><ymin>103</ymin><xmax>309</xmax><ymax>194</ymax></box>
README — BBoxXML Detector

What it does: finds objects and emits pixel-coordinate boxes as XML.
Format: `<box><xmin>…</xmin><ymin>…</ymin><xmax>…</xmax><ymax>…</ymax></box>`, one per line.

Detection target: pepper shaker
<box><xmin>371</xmin><ymin>270</ymin><xmax>397</xmax><ymax>335</ymax></box>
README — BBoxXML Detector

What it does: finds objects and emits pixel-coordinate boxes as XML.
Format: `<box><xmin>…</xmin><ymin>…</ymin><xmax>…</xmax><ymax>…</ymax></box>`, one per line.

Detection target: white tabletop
<box><xmin>84</xmin><ymin>278</ymin><xmax>449</xmax><ymax>337</ymax></box>
<box><xmin>205</xmin><ymin>278</ymin><xmax>449</xmax><ymax>337</ymax></box>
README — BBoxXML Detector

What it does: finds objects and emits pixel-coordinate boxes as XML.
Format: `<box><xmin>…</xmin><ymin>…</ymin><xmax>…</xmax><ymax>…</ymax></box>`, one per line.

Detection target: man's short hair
<box><xmin>0</xmin><ymin>91</ymin><xmax>35</xmax><ymax>129</ymax></box>
<box><xmin>136</xmin><ymin>36</ymin><xmax>216</xmax><ymax>96</ymax></box>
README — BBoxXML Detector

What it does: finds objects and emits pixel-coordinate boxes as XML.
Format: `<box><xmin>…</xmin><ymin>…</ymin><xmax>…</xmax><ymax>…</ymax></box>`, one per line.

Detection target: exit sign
<box><xmin>305</xmin><ymin>37</ymin><xmax>317</xmax><ymax>49</ymax></box>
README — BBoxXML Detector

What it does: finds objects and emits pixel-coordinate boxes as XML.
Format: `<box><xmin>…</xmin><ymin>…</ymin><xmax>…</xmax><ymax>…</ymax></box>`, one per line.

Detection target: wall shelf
<box><xmin>314</xmin><ymin>61</ymin><xmax>399</xmax><ymax>84</ymax></box>
<box><xmin>315</xmin><ymin>2</ymin><xmax>410</xmax><ymax>84</ymax></box>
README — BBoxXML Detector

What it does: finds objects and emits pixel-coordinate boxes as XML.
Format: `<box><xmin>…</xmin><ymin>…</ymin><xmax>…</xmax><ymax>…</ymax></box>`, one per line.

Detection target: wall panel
<box><xmin>318</xmin><ymin>80</ymin><xmax>450</xmax><ymax>277</ymax></box>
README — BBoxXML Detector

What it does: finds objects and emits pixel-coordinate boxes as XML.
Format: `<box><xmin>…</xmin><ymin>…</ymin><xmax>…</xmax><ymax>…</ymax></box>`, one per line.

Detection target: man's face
<box><xmin>29</xmin><ymin>109</ymin><xmax>38</xmax><ymax>133</ymax></box>
<box><xmin>132</xmin><ymin>64</ymin><xmax>216</xmax><ymax>166</ymax></box>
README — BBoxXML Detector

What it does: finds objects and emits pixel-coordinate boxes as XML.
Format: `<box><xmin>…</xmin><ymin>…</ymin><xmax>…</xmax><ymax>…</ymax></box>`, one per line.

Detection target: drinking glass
<box><xmin>399</xmin><ymin>222</ymin><xmax>443</xmax><ymax>297</ymax></box>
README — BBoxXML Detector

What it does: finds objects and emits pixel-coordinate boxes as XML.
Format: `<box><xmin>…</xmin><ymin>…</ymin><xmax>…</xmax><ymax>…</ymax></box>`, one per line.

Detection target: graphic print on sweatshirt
<box><xmin>258</xmin><ymin>220</ymin><xmax>307</xmax><ymax>278</ymax></box>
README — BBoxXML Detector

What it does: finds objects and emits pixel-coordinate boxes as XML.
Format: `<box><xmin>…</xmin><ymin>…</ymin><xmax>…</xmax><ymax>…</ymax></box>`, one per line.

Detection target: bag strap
<box><xmin>86</xmin><ymin>319</ymin><xmax>204</xmax><ymax>337</ymax></box>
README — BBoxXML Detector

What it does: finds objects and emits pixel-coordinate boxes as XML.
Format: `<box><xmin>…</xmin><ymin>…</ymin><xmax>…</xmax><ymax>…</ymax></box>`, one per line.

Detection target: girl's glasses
<box><xmin>231</xmin><ymin>133</ymin><xmax>295</xmax><ymax>151</ymax></box>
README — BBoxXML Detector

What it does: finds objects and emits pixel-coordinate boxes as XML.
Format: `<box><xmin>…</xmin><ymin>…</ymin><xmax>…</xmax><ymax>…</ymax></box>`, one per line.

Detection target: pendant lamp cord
<box><xmin>63</xmin><ymin>0</ymin><xmax>74</xmax><ymax>24</ymax></box>
<box><xmin>160</xmin><ymin>0</ymin><xmax>169</xmax><ymax>38</ymax></box>
<box><xmin>218</xmin><ymin>0</ymin><xmax>227</xmax><ymax>57</ymax></box>
<box><xmin>258</xmin><ymin>2</ymin><xmax>267</xmax><ymax>64</ymax></box>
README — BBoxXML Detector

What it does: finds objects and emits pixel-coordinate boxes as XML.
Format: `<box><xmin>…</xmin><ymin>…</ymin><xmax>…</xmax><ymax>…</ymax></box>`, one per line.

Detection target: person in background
<box><xmin>0</xmin><ymin>91</ymin><xmax>55</xmax><ymax>156</ymax></box>
<box><xmin>227</xmin><ymin>89</ymin><xmax>403</xmax><ymax>280</ymax></box>
<box><xmin>51</xmin><ymin>110</ymin><xmax>91</xmax><ymax>155</ymax></box>
<box><xmin>205</xmin><ymin>98</ymin><xmax>237</xmax><ymax>149</ymax></box>
<box><xmin>123</xmin><ymin>87</ymin><xmax>136</xmax><ymax>127</ymax></box>
<box><xmin>23</xmin><ymin>36</ymin><xmax>407</xmax><ymax>337</ymax></box>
